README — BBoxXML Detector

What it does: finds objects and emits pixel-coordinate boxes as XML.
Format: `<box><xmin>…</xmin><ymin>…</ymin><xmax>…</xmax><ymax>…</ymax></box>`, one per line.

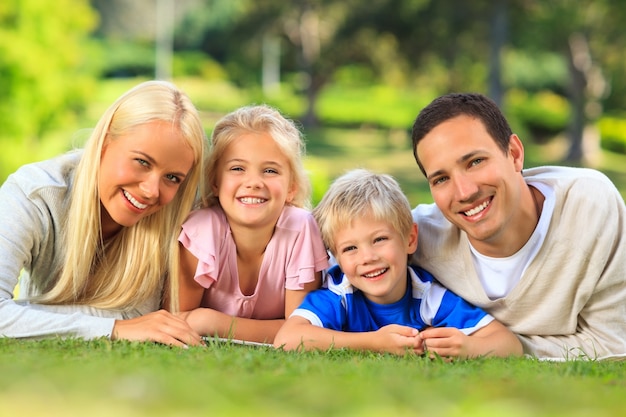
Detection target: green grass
<box><xmin>1</xmin><ymin>338</ymin><xmax>624</xmax><ymax>416</ymax></box>
<box><xmin>3</xmin><ymin>78</ymin><xmax>626</xmax><ymax>415</ymax></box>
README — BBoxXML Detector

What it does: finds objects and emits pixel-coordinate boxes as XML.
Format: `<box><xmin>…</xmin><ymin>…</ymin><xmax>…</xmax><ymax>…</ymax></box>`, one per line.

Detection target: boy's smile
<box><xmin>334</xmin><ymin>215</ymin><xmax>418</xmax><ymax>304</ymax></box>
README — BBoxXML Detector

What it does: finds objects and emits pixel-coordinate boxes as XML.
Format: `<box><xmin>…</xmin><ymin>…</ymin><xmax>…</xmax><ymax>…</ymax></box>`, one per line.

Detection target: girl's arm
<box><xmin>274</xmin><ymin>316</ymin><xmax>424</xmax><ymax>355</ymax></box>
<box><xmin>171</xmin><ymin>243</ymin><xmax>205</xmax><ymax>312</ymax></box>
<box><xmin>419</xmin><ymin>320</ymin><xmax>523</xmax><ymax>358</ymax></box>
<box><xmin>284</xmin><ymin>271</ymin><xmax>323</xmax><ymax>317</ymax></box>
<box><xmin>183</xmin><ymin>308</ymin><xmax>283</xmax><ymax>344</ymax></box>
<box><xmin>182</xmin><ymin>271</ymin><xmax>324</xmax><ymax>344</ymax></box>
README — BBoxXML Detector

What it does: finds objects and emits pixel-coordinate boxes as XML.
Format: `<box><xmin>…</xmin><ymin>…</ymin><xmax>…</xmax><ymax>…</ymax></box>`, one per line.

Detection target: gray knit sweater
<box><xmin>0</xmin><ymin>151</ymin><xmax>159</xmax><ymax>339</ymax></box>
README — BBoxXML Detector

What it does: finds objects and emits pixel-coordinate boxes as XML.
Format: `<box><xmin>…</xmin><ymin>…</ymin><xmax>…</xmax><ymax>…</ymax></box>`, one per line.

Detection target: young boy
<box><xmin>273</xmin><ymin>169</ymin><xmax>522</xmax><ymax>358</ymax></box>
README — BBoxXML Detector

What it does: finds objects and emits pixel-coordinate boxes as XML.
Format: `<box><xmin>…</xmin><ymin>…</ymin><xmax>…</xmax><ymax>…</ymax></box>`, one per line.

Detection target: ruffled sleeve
<box><xmin>279</xmin><ymin>207</ymin><xmax>329</xmax><ymax>290</ymax></box>
<box><xmin>179</xmin><ymin>207</ymin><xmax>230</xmax><ymax>289</ymax></box>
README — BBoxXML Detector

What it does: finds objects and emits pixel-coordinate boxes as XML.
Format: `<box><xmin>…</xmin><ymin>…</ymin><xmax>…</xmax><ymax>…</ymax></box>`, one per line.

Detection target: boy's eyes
<box><xmin>341</xmin><ymin>245</ymin><xmax>357</xmax><ymax>253</ymax></box>
<box><xmin>339</xmin><ymin>236</ymin><xmax>388</xmax><ymax>253</ymax></box>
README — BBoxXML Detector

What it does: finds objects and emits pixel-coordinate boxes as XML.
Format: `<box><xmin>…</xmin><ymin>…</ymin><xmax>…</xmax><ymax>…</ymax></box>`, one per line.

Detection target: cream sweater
<box><xmin>411</xmin><ymin>166</ymin><xmax>626</xmax><ymax>360</ymax></box>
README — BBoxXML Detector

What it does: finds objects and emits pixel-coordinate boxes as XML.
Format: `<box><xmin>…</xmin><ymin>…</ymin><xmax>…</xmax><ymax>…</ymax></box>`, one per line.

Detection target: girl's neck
<box><xmin>230</xmin><ymin>223</ymin><xmax>275</xmax><ymax>259</ymax></box>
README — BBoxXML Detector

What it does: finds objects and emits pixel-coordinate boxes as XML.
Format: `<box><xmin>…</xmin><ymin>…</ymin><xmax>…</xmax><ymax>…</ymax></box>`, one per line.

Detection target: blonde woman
<box><xmin>0</xmin><ymin>80</ymin><xmax>206</xmax><ymax>347</ymax></box>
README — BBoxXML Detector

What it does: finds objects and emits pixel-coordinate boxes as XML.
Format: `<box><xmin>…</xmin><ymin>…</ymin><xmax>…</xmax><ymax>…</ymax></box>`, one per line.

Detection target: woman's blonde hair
<box><xmin>200</xmin><ymin>104</ymin><xmax>311</xmax><ymax>209</ymax></box>
<box><xmin>37</xmin><ymin>80</ymin><xmax>206</xmax><ymax>312</ymax></box>
<box><xmin>313</xmin><ymin>169</ymin><xmax>414</xmax><ymax>256</ymax></box>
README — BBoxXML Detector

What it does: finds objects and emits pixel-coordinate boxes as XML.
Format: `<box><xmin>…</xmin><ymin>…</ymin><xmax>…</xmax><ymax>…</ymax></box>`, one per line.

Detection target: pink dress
<box><xmin>179</xmin><ymin>205</ymin><xmax>329</xmax><ymax>319</ymax></box>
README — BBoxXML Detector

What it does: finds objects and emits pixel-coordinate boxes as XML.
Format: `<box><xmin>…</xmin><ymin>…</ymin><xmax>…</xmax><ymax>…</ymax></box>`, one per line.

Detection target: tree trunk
<box><xmin>488</xmin><ymin>0</ymin><xmax>508</xmax><ymax>108</ymax></box>
<box><xmin>565</xmin><ymin>33</ymin><xmax>589</xmax><ymax>164</ymax></box>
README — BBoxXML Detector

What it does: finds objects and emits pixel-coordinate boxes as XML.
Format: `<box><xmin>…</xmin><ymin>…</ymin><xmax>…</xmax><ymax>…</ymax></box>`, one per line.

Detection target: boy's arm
<box><xmin>419</xmin><ymin>320</ymin><xmax>523</xmax><ymax>358</ymax></box>
<box><xmin>274</xmin><ymin>316</ymin><xmax>424</xmax><ymax>355</ymax></box>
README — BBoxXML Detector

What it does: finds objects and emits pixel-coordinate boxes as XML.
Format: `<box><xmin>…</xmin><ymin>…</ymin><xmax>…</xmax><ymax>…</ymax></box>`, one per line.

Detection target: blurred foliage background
<box><xmin>2</xmin><ymin>0</ymin><xmax>626</xmax><ymax>205</ymax></box>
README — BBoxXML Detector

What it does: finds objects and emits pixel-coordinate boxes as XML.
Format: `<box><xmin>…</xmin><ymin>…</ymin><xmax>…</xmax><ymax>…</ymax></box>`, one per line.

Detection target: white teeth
<box><xmin>364</xmin><ymin>268</ymin><xmax>387</xmax><ymax>278</ymax></box>
<box><xmin>123</xmin><ymin>190</ymin><xmax>148</xmax><ymax>209</ymax></box>
<box><xmin>239</xmin><ymin>197</ymin><xmax>265</xmax><ymax>204</ymax></box>
<box><xmin>464</xmin><ymin>200</ymin><xmax>488</xmax><ymax>217</ymax></box>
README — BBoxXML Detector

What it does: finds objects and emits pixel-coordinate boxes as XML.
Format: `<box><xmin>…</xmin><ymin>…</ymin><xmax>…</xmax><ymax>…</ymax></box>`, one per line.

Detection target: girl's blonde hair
<box><xmin>313</xmin><ymin>169</ymin><xmax>414</xmax><ymax>256</ymax></box>
<box><xmin>37</xmin><ymin>80</ymin><xmax>206</xmax><ymax>312</ymax></box>
<box><xmin>201</xmin><ymin>104</ymin><xmax>311</xmax><ymax>209</ymax></box>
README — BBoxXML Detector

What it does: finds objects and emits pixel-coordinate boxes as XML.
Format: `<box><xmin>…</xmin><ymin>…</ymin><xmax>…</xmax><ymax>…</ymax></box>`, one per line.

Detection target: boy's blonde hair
<box><xmin>37</xmin><ymin>80</ymin><xmax>206</xmax><ymax>312</ymax></box>
<box><xmin>201</xmin><ymin>104</ymin><xmax>311</xmax><ymax>209</ymax></box>
<box><xmin>313</xmin><ymin>169</ymin><xmax>414</xmax><ymax>256</ymax></box>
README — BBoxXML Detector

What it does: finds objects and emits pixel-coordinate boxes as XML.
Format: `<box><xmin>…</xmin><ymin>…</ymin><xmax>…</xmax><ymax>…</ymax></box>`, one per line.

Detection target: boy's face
<box><xmin>333</xmin><ymin>215</ymin><xmax>418</xmax><ymax>304</ymax></box>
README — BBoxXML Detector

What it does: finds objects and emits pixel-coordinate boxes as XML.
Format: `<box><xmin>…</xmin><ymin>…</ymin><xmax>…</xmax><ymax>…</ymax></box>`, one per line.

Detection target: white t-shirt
<box><xmin>470</xmin><ymin>182</ymin><xmax>555</xmax><ymax>299</ymax></box>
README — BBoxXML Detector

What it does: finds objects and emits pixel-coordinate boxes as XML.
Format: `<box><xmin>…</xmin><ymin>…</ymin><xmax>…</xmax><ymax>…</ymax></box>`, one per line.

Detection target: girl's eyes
<box><xmin>227</xmin><ymin>166</ymin><xmax>280</xmax><ymax>175</ymax></box>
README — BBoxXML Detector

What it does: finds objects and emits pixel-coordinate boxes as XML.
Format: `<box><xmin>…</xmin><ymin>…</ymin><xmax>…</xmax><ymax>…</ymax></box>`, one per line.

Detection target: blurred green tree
<box><xmin>0</xmin><ymin>0</ymin><xmax>98</xmax><ymax>181</ymax></box>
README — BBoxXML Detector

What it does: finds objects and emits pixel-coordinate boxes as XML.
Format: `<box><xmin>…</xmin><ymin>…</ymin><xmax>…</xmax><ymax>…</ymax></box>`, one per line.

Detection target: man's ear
<box><xmin>509</xmin><ymin>134</ymin><xmax>525</xmax><ymax>172</ymax></box>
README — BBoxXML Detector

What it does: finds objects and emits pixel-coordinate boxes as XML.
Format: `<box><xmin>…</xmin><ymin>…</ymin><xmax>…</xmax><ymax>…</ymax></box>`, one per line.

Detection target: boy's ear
<box><xmin>407</xmin><ymin>223</ymin><xmax>418</xmax><ymax>254</ymax></box>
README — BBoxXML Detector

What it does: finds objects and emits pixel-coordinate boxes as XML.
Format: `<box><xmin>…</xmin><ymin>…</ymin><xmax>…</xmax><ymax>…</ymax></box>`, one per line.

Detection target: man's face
<box><xmin>415</xmin><ymin>115</ymin><xmax>526</xmax><ymax>256</ymax></box>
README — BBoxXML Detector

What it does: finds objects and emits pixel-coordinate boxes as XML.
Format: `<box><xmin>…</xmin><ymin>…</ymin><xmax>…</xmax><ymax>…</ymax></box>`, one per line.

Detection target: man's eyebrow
<box><xmin>425</xmin><ymin>151</ymin><xmax>483</xmax><ymax>181</ymax></box>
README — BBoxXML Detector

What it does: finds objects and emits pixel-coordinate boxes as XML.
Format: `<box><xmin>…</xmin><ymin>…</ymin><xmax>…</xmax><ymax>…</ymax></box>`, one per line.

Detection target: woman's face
<box><xmin>98</xmin><ymin>120</ymin><xmax>195</xmax><ymax>239</ymax></box>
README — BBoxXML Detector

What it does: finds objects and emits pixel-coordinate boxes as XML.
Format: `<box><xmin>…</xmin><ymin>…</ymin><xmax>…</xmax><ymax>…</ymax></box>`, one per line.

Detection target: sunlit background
<box><xmin>2</xmin><ymin>0</ymin><xmax>626</xmax><ymax>205</ymax></box>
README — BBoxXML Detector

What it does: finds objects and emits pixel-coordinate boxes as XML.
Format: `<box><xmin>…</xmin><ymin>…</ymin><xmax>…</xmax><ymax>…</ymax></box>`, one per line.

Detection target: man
<box><xmin>410</xmin><ymin>92</ymin><xmax>626</xmax><ymax>360</ymax></box>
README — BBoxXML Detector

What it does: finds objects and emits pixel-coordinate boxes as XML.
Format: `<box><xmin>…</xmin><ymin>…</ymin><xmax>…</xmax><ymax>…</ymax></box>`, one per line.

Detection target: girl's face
<box><xmin>98</xmin><ymin>120</ymin><xmax>194</xmax><ymax>239</ymax></box>
<box><xmin>213</xmin><ymin>132</ymin><xmax>296</xmax><ymax>232</ymax></box>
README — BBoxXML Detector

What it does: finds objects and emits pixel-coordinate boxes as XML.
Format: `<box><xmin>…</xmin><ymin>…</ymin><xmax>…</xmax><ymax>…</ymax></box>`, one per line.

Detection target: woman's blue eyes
<box><xmin>136</xmin><ymin>159</ymin><xmax>181</xmax><ymax>184</ymax></box>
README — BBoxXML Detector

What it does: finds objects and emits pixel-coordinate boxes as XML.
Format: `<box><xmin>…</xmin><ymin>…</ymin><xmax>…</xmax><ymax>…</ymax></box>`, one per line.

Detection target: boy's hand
<box><xmin>419</xmin><ymin>327</ymin><xmax>469</xmax><ymax>358</ymax></box>
<box><xmin>374</xmin><ymin>324</ymin><xmax>424</xmax><ymax>355</ymax></box>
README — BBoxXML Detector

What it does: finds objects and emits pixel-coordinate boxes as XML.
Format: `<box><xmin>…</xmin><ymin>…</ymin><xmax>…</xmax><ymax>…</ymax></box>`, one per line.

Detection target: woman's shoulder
<box><xmin>3</xmin><ymin>151</ymin><xmax>81</xmax><ymax>199</ymax></box>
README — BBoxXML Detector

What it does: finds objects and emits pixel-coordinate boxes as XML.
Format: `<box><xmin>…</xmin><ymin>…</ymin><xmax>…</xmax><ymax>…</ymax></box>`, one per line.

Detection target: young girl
<box><xmin>174</xmin><ymin>104</ymin><xmax>329</xmax><ymax>343</ymax></box>
<box><xmin>0</xmin><ymin>80</ymin><xmax>206</xmax><ymax>347</ymax></box>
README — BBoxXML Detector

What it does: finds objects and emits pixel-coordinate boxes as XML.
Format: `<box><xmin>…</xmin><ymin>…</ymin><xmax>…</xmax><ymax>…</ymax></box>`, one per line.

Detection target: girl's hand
<box><xmin>112</xmin><ymin>309</ymin><xmax>204</xmax><ymax>348</ymax></box>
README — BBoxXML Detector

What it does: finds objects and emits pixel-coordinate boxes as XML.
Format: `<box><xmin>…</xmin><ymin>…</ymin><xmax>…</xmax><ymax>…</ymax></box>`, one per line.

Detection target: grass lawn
<box><xmin>1</xmin><ymin>338</ymin><xmax>625</xmax><ymax>416</ymax></box>
<box><xmin>2</xmin><ymin>78</ymin><xmax>626</xmax><ymax>416</ymax></box>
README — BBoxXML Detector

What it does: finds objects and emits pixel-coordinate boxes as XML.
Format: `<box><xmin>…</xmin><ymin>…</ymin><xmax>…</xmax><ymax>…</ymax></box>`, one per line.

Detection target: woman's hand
<box><xmin>111</xmin><ymin>309</ymin><xmax>204</xmax><ymax>348</ymax></box>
